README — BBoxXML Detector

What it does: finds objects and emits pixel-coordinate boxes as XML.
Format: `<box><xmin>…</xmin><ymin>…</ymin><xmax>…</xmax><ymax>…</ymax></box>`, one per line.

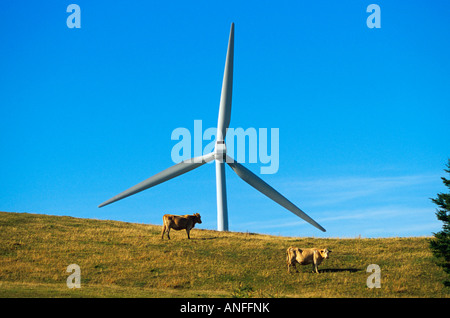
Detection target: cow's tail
<box><xmin>286</xmin><ymin>247</ymin><xmax>294</xmax><ymax>261</ymax></box>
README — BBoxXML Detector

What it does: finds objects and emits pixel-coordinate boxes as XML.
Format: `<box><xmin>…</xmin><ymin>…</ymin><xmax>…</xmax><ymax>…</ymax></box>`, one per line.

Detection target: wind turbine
<box><xmin>98</xmin><ymin>23</ymin><xmax>326</xmax><ymax>233</ymax></box>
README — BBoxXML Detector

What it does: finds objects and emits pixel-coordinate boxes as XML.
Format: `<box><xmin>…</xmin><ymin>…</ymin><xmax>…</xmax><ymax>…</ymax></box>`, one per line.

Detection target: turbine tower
<box><xmin>98</xmin><ymin>23</ymin><xmax>326</xmax><ymax>233</ymax></box>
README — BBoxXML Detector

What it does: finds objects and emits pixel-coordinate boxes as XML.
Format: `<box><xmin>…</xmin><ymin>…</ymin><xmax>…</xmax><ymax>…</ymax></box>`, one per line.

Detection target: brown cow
<box><xmin>286</xmin><ymin>247</ymin><xmax>331</xmax><ymax>274</ymax></box>
<box><xmin>161</xmin><ymin>213</ymin><xmax>202</xmax><ymax>240</ymax></box>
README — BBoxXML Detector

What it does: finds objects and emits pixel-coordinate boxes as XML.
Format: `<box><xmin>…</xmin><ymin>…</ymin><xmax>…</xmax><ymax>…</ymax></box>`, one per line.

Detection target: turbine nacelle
<box><xmin>214</xmin><ymin>140</ymin><xmax>227</xmax><ymax>163</ymax></box>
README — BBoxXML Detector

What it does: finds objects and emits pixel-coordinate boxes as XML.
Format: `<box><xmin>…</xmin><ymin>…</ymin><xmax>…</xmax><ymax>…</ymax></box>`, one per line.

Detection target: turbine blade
<box><xmin>226</xmin><ymin>156</ymin><xmax>326</xmax><ymax>232</ymax></box>
<box><xmin>98</xmin><ymin>152</ymin><xmax>215</xmax><ymax>208</ymax></box>
<box><xmin>217</xmin><ymin>22</ymin><xmax>235</xmax><ymax>142</ymax></box>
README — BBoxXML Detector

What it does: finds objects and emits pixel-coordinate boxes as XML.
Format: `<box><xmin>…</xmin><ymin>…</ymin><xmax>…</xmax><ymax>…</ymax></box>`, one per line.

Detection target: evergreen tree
<box><xmin>430</xmin><ymin>159</ymin><xmax>450</xmax><ymax>287</ymax></box>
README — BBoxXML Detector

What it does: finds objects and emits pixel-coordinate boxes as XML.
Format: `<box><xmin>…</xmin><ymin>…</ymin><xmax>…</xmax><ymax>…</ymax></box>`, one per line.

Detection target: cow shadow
<box><xmin>319</xmin><ymin>268</ymin><xmax>360</xmax><ymax>273</ymax></box>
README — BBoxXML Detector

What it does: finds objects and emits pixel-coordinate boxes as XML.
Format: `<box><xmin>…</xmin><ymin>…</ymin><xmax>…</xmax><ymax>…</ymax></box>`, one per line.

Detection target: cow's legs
<box><xmin>161</xmin><ymin>225</ymin><xmax>166</xmax><ymax>240</ymax></box>
<box><xmin>186</xmin><ymin>229</ymin><xmax>191</xmax><ymax>239</ymax></box>
<box><xmin>167</xmin><ymin>227</ymin><xmax>171</xmax><ymax>240</ymax></box>
<box><xmin>288</xmin><ymin>262</ymin><xmax>298</xmax><ymax>273</ymax></box>
<box><xmin>313</xmin><ymin>263</ymin><xmax>319</xmax><ymax>274</ymax></box>
<box><xmin>287</xmin><ymin>262</ymin><xmax>292</xmax><ymax>273</ymax></box>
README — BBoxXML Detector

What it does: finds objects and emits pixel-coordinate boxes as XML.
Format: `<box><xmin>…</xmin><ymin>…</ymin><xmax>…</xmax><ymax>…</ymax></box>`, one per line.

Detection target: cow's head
<box><xmin>320</xmin><ymin>249</ymin><xmax>331</xmax><ymax>259</ymax></box>
<box><xmin>193</xmin><ymin>213</ymin><xmax>202</xmax><ymax>224</ymax></box>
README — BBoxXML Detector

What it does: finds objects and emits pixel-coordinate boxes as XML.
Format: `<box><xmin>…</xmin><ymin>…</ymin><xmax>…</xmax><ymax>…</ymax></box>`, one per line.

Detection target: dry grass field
<box><xmin>0</xmin><ymin>211</ymin><xmax>448</xmax><ymax>298</ymax></box>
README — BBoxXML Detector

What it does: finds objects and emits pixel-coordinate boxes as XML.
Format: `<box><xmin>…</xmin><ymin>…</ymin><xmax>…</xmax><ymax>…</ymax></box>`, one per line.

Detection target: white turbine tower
<box><xmin>98</xmin><ymin>23</ymin><xmax>326</xmax><ymax>233</ymax></box>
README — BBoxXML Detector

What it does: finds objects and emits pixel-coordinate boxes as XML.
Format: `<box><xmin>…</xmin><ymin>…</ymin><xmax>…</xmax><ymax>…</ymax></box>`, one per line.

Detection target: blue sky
<box><xmin>1</xmin><ymin>1</ymin><xmax>449</xmax><ymax>238</ymax></box>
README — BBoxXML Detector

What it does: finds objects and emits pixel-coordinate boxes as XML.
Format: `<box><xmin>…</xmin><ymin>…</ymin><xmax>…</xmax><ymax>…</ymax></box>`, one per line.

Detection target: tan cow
<box><xmin>286</xmin><ymin>247</ymin><xmax>331</xmax><ymax>273</ymax></box>
<box><xmin>161</xmin><ymin>213</ymin><xmax>202</xmax><ymax>240</ymax></box>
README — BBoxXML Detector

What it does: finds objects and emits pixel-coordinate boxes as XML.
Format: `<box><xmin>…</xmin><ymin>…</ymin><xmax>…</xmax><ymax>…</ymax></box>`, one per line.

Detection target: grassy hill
<box><xmin>0</xmin><ymin>211</ymin><xmax>448</xmax><ymax>298</ymax></box>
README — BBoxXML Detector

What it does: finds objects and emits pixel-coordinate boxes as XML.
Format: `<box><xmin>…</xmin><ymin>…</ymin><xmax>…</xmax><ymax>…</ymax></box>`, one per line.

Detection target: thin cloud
<box><xmin>238</xmin><ymin>205</ymin><xmax>432</xmax><ymax>231</ymax></box>
<box><xmin>226</xmin><ymin>173</ymin><xmax>440</xmax><ymax>237</ymax></box>
<box><xmin>280</xmin><ymin>173</ymin><xmax>439</xmax><ymax>207</ymax></box>
<box><xmin>363</xmin><ymin>222</ymin><xmax>440</xmax><ymax>237</ymax></box>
